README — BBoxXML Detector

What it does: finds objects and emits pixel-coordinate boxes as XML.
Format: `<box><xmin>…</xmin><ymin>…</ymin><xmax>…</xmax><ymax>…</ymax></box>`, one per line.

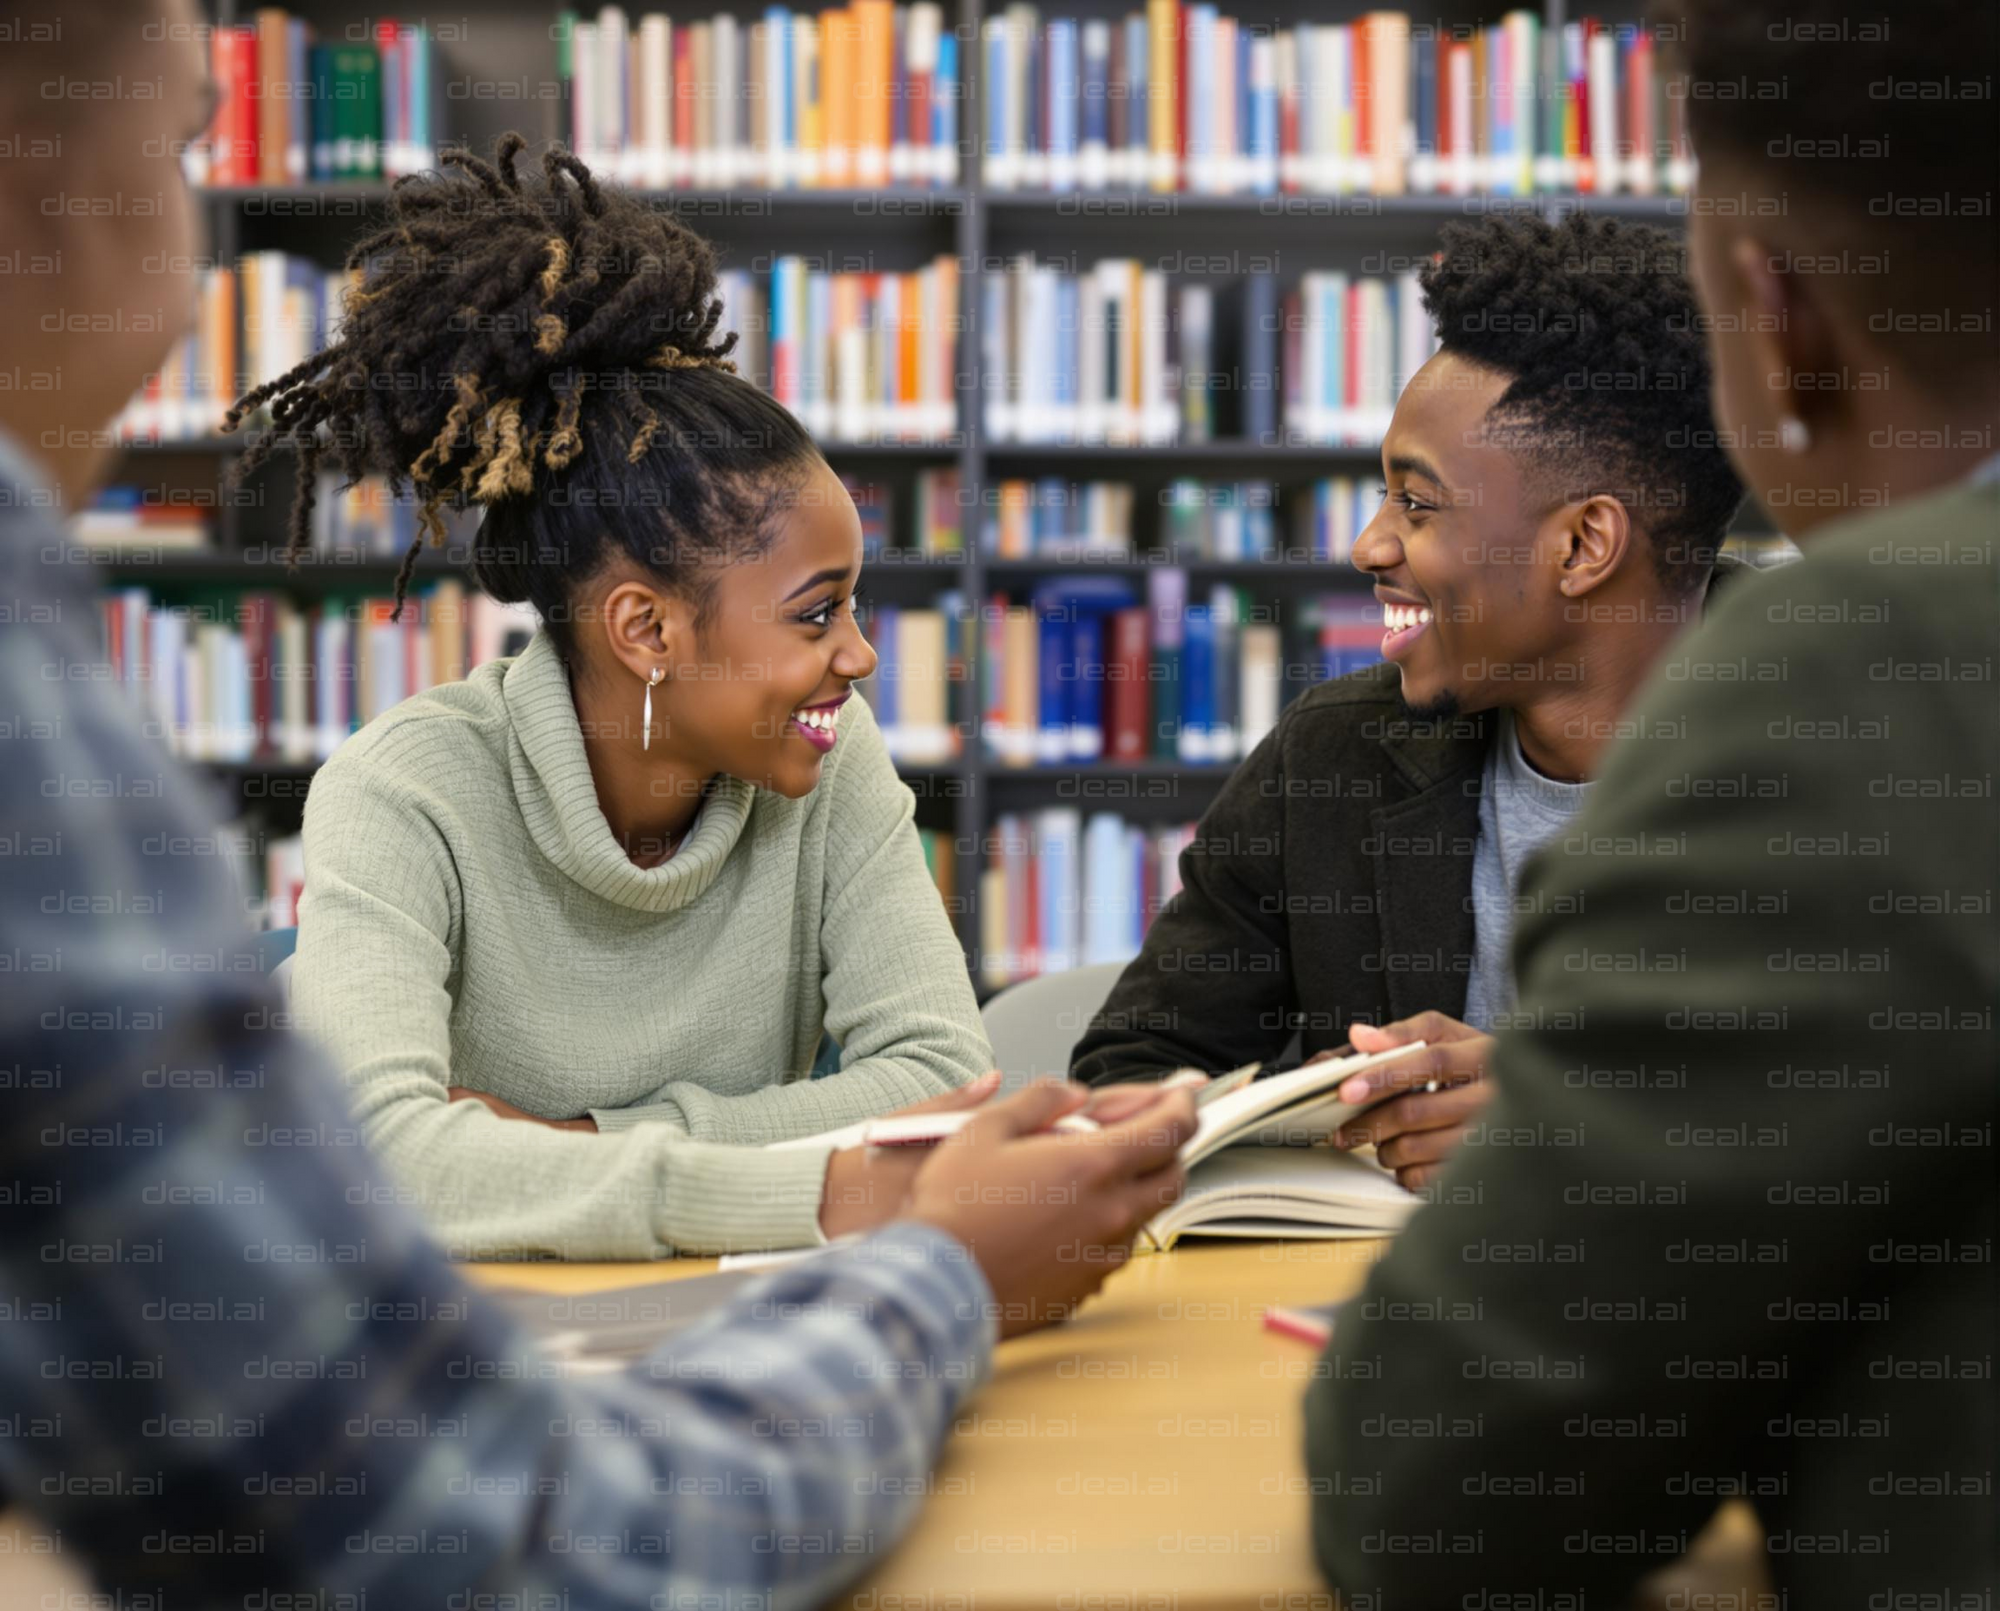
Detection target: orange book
<box><xmin>821</xmin><ymin>8</ymin><xmax>853</xmax><ymax>185</ymax></box>
<box><xmin>851</xmin><ymin>0</ymin><xmax>893</xmax><ymax>186</ymax></box>
<box><xmin>255</xmin><ymin>8</ymin><xmax>289</xmax><ymax>184</ymax></box>
<box><xmin>899</xmin><ymin>272</ymin><xmax>920</xmax><ymax>436</ymax></box>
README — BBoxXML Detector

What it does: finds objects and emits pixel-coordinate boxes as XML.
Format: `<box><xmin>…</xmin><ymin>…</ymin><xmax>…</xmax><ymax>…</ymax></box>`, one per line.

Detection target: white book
<box><xmin>1589</xmin><ymin>26</ymin><xmax>1618</xmax><ymax>196</ymax></box>
<box><xmin>1139</xmin><ymin>268</ymin><xmax>1173</xmax><ymax>444</ymax></box>
<box><xmin>983</xmin><ymin>271</ymin><xmax>1013</xmax><ymax>442</ymax></box>
<box><xmin>596</xmin><ymin>8</ymin><xmax>628</xmax><ymax>177</ymax></box>
<box><xmin>1077</xmin><ymin>268</ymin><xmax>1107</xmax><ymax>443</ymax></box>
<box><xmin>278</xmin><ymin>610</ymin><xmax>310</xmax><ymax>762</ymax></box>
<box><xmin>1241</xmin><ymin>623</ymin><xmax>1280</xmax><ymax>752</ymax></box>
<box><xmin>637</xmin><ymin>15</ymin><xmax>670</xmax><ymax>188</ymax></box>
<box><xmin>712</xmin><ymin>15</ymin><xmax>739</xmax><ymax>188</ymax></box>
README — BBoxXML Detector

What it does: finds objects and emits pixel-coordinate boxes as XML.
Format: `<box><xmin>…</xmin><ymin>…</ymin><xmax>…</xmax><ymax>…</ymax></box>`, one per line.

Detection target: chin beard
<box><xmin>1396</xmin><ymin>685</ymin><xmax>1462</xmax><ymax>723</ymax></box>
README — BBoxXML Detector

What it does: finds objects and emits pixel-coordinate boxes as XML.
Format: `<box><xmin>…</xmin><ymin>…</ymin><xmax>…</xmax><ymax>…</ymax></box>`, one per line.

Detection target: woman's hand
<box><xmin>446</xmin><ymin>1086</ymin><xmax>598</xmax><ymax>1133</ymax></box>
<box><xmin>818</xmin><ymin>1070</ymin><xmax>1004</xmax><ymax>1237</ymax></box>
<box><xmin>1325</xmin><ymin>1013</ymin><xmax>1495</xmax><ymax>1192</ymax></box>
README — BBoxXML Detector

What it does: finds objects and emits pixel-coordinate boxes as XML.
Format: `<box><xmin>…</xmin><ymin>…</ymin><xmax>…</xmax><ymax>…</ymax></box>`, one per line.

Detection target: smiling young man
<box><xmin>1073</xmin><ymin>210</ymin><xmax>1745</xmax><ymax>1187</ymax></box>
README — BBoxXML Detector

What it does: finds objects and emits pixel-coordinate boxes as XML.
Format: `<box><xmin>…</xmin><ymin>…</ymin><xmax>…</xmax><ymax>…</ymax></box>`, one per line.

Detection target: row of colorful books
<box><xmin>116</xmin><ymin>257</ymin><xmax>360</xmax><ymax>443</ymax></box>
<box><xmin>983</xmin><ymin>261</ymin><xmax>1434</xmax><ymax>446</ymax></box>
<box><xmin>564</xmin><ymin>3</ymin><xmax>960</xmax><ymax>189</ymax></box>
<box><xmin>856</xmin><ymin>601</ymin><xmax>967</xmax><ymax>764</ymax></box>
<box><xmin>197</xmin><ymin>11</ymin><xmax>436</xmax><ymax>185</ymax></box>
<box><xmin>988</xmin><ymin>477</ymin><xmax>1367</xmax><ymax>562</ymax></box>
<box><xmin>979</xmin><ymin>809</ymin><xmax>1194</xmax><ymax>986</ymax></box>
<box><xmin>717</xmin><ymin>257</ymin><xmax>960</xmax><ymax>442</ymax></box>
<box><xmin>845</xmin><ymin>470</ymin><xmax>966</xmax><ymax>557</ymax></box>
<box><xmin>100</xmin><ymin>583</ymin><xmax>539</xmax><ymax>764</ymax></box>
<box><xmin>983</xmin><ymin>7</ymin><xmax>1691</xmax><ymax>198</ymax></box>
<box><xmin>980</xmin><ymin>576</ymin><xmax>1382</xmax><ymax>767</ymax></box>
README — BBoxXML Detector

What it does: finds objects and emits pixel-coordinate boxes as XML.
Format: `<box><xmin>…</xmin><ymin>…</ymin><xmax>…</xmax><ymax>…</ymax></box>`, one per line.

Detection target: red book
<box><xmin>672</xmin><ymin>29</ymin><xmax>694</xmax><ymax>172</ymax></box>
<box><xmin>216</xmin><ymin>26</ymin><xmax>259</xmax><ymax>186</ymax></box>
<box><xmin>1106</xmin><ymin>607</ymin><xmax>1149</xmax><ymax>761</ymax></box>
<box><xmin>1278</xmin><ymin>45</ymin><xmax>1298</xmax><ymax>192</ymax></box>
<box><xmin>240</xmin><ymin>592</ymin><xmax>275</xmax><ymax>756</ymax></box>
<box><xmin>1353</xmin><ymin>18</ymin><xmax>1372</xmax><ymax>164</ymax></box>
<box><xmin>1576</xmin><ymin>17</ymin><xmax>1597</xmax><ymax>194</ymax></box>
<box><xmin>1174</xmin><ymin>3</ymin><xmax>1188</xmax><ymax>188</ymax></box>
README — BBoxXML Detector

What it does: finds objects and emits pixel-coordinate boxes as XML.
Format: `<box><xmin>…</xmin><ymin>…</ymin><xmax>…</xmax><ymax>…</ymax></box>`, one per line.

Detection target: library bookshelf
<box><xmin>101</xmin><ymin>0</ymin><xmax>1760</xmax><ymax>984</ymax></box>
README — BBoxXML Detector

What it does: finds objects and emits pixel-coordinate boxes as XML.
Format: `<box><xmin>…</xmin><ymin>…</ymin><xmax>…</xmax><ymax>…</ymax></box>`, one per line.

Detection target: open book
<box><xmin>774</xmin><ymin>1042</ymin><xmax>1430</xmax><ymax>1250</ymax></box>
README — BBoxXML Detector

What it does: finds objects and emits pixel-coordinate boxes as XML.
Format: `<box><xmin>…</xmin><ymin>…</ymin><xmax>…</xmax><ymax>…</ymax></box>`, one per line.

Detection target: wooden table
<box><xmin>4</xmin><ymin>1240</ymin><xmax>1768</xmax><ymax>1609</ymax></box>
<box><xmin>462</xmin><ymin>1241</ymin><xmax>1770</xmax><ymax>1611</ymax></box>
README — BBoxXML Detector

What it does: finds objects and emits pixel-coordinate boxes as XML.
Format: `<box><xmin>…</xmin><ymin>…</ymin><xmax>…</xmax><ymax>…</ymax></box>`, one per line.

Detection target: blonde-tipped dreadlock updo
<box><xmin>224</xmin><ymin>132</ymin><xmax>823</xmax><ymax>657</ymax></box>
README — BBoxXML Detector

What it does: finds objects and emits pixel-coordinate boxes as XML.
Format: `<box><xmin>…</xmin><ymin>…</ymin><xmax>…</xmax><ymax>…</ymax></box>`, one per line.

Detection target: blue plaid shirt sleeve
<box><xmin>0</xmin><ymin>473</ymin><xmax>995</xmax><ymax>1610</ymax></box>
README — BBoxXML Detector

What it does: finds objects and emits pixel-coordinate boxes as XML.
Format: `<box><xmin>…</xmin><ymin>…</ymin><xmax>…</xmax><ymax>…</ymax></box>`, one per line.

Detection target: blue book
<box><xmin>937</xmin><ymin>31</ymin><xmax>958</xmax><ymax>172</ymax></box>
<box><xmin>1037</xmin><ymin>809</ymin><xmax>1080</xmax><ymax>973</ymax></box>
<box><xmin>1024</xmin><ymin>25</ymin><xmax>1041</xmax><ymax>179</ymax></box>
<box><xmin>1036</xmin><ymin>611</ymin><xmax>1070</xmax><ymax>762</ymax></box>
<box><xmin>1082</xmin><ymin>811</ymin><xmax>1132</xmax><ymax>964</ymax></box>
<box><xmin>1048</xmin><ymin>19</ymin><xmax>1078</xmax><ymax>191</ymax></box>
<box><xmin>984</xmin><ymin>23</ymin><xmax>1007</xmax><ymax>178</ymax></box>
<box><xmin>1237</xmin><ymin>27</ymin><xmax>1253</xmax><ymax>186</ymax></box>
<box><xmin>1251</xmin><ymin>36</ymin><xmax>1277</xmax><ymax>194</ymax></box>
<box><xmin>1055</xmin><ymin>275</ymin><xmax>1078</xmax><ymax>436</ymax></box>
<box><xmin>1081</xmin><ymin>21</ymin><xmax>1108</xmax><ymax>178</ymax></box>
<box><xmin>1069</xmin><ymin>610</ymin><xmax>1105</xmax><ymax>759</ymax></box>
<box><xmin>1125</xmin><ymin>13</ymin><xmax>1149</xmax><ymax>184</ymax></box>
<box><xmin>768</xmin><ymin>7</ymin><xmax>793</xmax><ymax>179</ymax></box>
<box><xmin>1178</xmin><ymin>604</ymin><xmax>1215</xmax><ymax>763</ymax></box>
<box><xmin>871</xmin><ymin>607</ymin><xmax>900</xmax><ymax>750</ymax></box>
<box><xmin>1413</xmin><ymin>33</ymin><xmax>1437</xmax><ymax>171</ymax></box>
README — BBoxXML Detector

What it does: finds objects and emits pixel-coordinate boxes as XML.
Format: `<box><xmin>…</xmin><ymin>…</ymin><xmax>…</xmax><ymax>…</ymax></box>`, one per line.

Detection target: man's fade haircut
<box><xmin>1417</xmin><ymin>210</ymin><xmax>1744</xmax><ymax>590</ymax></box>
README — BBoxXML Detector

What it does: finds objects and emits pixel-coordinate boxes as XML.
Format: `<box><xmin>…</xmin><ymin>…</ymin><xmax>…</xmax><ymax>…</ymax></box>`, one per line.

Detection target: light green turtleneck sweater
<box><xmin>291</xmin><ymin>628</ymin><xmax>991</xmax><ymax>1259</ymax></box>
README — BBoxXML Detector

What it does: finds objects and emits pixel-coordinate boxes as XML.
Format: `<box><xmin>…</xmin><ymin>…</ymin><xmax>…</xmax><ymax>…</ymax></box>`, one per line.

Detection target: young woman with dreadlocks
<box><xmin>244</xmin><ymin>136</ymin><xmax>1001</xmax><ymax>1259</ymax></box>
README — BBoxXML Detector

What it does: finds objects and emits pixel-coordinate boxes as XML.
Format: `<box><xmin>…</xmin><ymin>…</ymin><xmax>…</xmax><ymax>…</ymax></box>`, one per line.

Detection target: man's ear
<box><xmin>1729</xmin><ymin>235</ymin><xmax>1842</xmax><ymax>440</ymax></box>
<box><xmin>1555</xmin><ymin>493</ymin><xmax>1632</xmax><ymax>601</ymax></box>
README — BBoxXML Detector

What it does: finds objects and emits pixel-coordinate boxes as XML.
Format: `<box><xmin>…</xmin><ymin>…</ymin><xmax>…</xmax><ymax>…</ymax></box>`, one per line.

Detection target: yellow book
<box><xmin>822</xmin><ymin>9</ymin><xmax>853</xmax><ymax>185</ymax></box>
<box><xmin>1147</xmin><ymin>0</ymin><xmax>1178</xmax><ymax>192</ymax></box>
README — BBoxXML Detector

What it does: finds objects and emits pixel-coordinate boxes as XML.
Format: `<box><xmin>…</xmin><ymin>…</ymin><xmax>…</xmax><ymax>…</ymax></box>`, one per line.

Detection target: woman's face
<box><xmin>659</xmin><ymin>457</ymin><xmax>880</xmax><ymax>799</ymax></box>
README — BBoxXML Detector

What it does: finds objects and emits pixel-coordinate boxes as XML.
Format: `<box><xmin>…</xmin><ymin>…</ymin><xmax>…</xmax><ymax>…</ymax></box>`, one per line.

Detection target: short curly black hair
<box><xmin>225</xmin><ymin>133</ymin><xmax>822</xmax><ymax>657</ymax></box>
<box><xmin>1418</xmin><ymin>210</ymin><xmax>1744</xmax><ymax>589</ymax></box>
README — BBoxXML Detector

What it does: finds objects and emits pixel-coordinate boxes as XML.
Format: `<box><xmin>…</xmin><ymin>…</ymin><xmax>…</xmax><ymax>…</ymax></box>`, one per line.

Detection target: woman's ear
<box><xmin>598</xmin><ymin>578</ymin><xmax>691</xmax><ymax>683</ymax></box>
<box><xmin>1557</xmin><ymin>493</ymin><xmax>1633</xmax><ymax>601</ymax></box>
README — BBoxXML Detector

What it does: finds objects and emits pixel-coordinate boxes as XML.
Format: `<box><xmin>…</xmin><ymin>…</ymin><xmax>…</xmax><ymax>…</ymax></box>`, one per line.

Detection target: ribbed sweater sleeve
<box><xmin>294</xmin><ymin>757</ymin><xmax>834</xmax><ymax>1260</ymax></box>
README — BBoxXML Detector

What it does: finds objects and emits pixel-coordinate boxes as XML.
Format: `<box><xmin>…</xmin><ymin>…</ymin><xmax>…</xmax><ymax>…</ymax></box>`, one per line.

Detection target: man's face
<box><xmin>1350</xmin><ymin>350</ymin><xmax>1580</xmax><ymax>719</ymax></box>
<box><xmin>1685</xmin><ymin>165</ymin><xmax>1789</xmax><ymax>522</ymax></box>
<box><xmin>12</xmin><ymin>0</ymin><xmax>209</xmax><ymax>480</ymax></box>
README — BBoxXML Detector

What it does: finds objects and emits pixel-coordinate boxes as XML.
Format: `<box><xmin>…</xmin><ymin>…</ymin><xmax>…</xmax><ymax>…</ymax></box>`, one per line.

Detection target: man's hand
<box><xmin>447</xmin><ymin>1086</ymin><xmax>597</xmax><ymax>1132</ymax></box>
<box><xmin>906</xmin><ymin>1080</ymin><xmax>1196</xmax><ymax>1339</ymax></box>
<box><xmin>1327</xmin><ymin>1014</ymin><xmax>1495</xmax><ymax>1192</ymax></box>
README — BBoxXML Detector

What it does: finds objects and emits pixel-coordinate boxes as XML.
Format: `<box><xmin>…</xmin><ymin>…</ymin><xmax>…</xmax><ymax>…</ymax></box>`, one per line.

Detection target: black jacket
<box><xmin>1071</xmin><ymin>661</ymin><xmax>1494</xmax><ymax>1083</ymax></box>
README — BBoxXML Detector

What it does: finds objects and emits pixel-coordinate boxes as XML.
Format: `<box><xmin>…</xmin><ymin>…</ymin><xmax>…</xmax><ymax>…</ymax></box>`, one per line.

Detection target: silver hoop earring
<box><xmin>1779</xmin><ymin>417</ymin><xmax>1810</xmax><ymax>455</ymax></box>
<box><xmin>642</xmin><ymin>666</ymin><xmax>664</xmax><ymax>752</ymax></box>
